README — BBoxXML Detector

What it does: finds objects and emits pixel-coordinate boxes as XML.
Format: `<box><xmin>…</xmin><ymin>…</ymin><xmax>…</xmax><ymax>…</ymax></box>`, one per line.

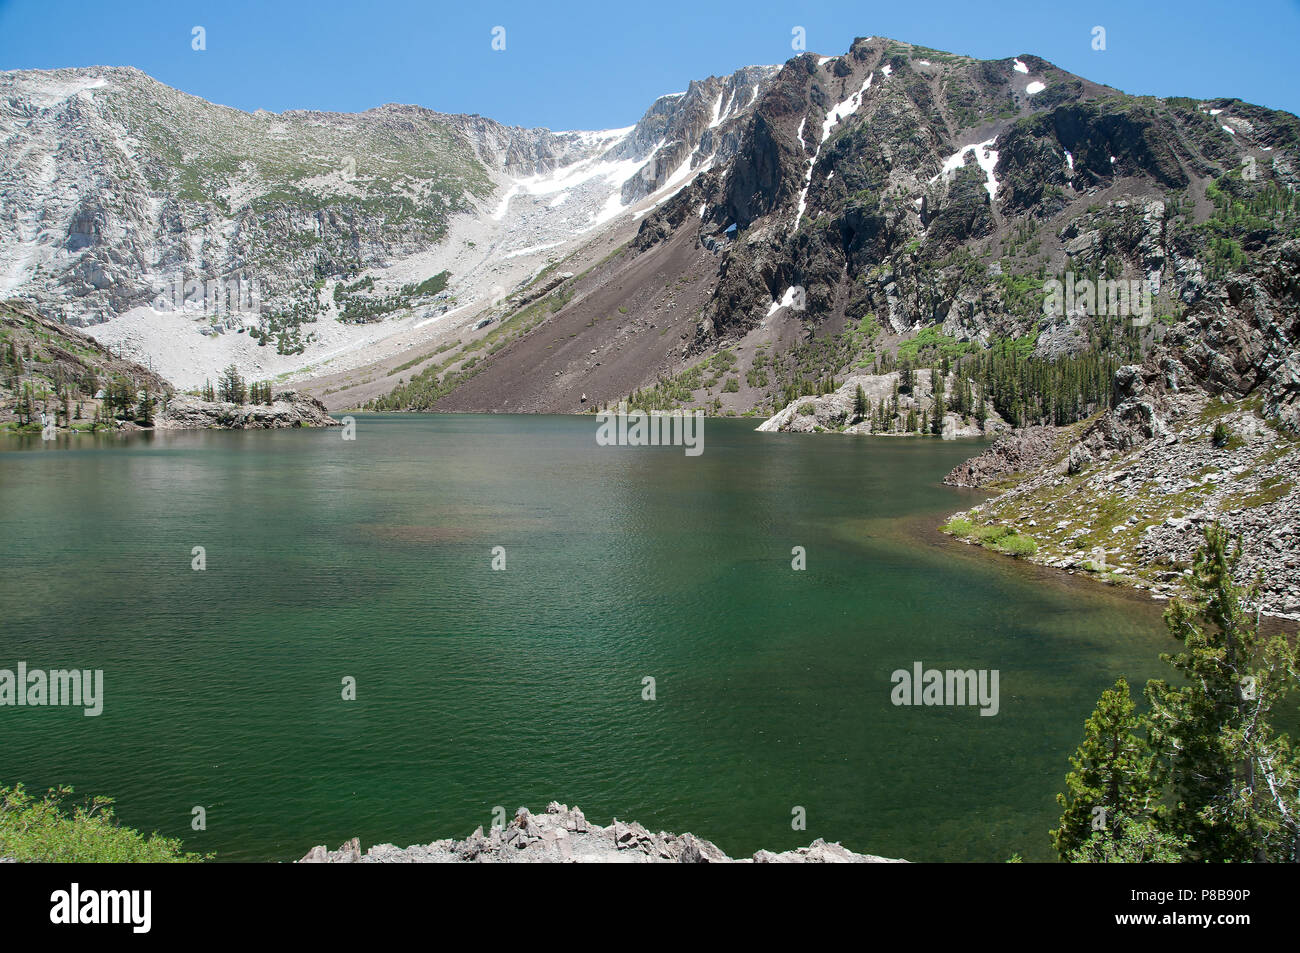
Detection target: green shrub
<box><xmin>404</xmin><ymin>270</ymin><xmax>450</xmax><ymax>298</ymax></box>
<box><xmin>0</xmin><ymin>784</ymin><xmax>207</xmax><ymax>863</ymax></box>
<box><xmin>798</xmin><ymin>402</ymin><xmax>817</xmax><ymax>416</ymax></box>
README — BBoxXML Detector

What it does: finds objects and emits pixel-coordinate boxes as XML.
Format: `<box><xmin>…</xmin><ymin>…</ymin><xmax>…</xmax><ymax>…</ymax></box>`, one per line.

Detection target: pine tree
<box><xmin>930</xmin><ymin>371</ymin><xmax>945</xmax><ymax>436</ymax></box>
<box><xmin>1052</xmin><ymin>678</ymin><xmax>1162</xmax><ymax>858</ymax></box>
<box><xmin>218</xmin><ymin>364</ymin><xmax>246</xmax><ymax>404</ymax></box>
<box><xmin>1145</xmin><ymin>525</ymin><xmax>1300</xmax><ymax>862</ymax></box>
<box><xmin>17</xmin><ymin>383</ymin><xmax>34</xmax><ymax>425</ymax></box>
<box><xmin>1058</xmin><ymin>525</ymin><xmax>1300</xmax><ymax>863</ymax></box>
<box><xmin>137</xmin><ymin>387</ymin><xmax>155</xmax><ymax>426</ymax></box>
<box><xmin>853</xmin><ymin>384</ymin><xmax>867</xmax><ymax>422</ymax></box>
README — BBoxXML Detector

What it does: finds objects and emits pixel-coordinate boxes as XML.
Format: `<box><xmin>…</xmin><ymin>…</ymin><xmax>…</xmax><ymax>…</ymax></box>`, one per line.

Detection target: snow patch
<box><xmin>793</xmin><ymin>73</ymin><xmax>875</xmax><ymax>230</ymax></box>
<box><xmin>708</xmin><ymin>92</ymin><xmax>725</xmax><ymax>128</ymax></box>
<box><xmin>766</xmin><ymin>285</ymin><xmax>802</xmax><ymax>316</ymax></box>
<box><xmin>1013</xmin><ymin>59</ymin><xmax>1029</xmax><ymax>74</ymax></box>
<box><xmin>933</xmin><ymin>139</ymin><xmax>1000</xmax><ymax>201</ymax></box>
<box><xmin>503</xmin><ymin>241</ymin><xmax>565</xmax><ymax>260</ymax></box>
<box><xmin>820</xmin><ymin>73</ymin><xmax>874</xmax><ymax>143</ymax></box>
<box><xmin>1025</xmin><ymin>81</ymin><xmax>1045</xmax><ymax>96</ymax></box>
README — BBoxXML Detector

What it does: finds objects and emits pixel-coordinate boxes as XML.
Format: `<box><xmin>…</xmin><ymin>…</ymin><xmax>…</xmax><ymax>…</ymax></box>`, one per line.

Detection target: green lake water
<box><xmin>0</xmin><ymin>413</ymin><xmax>1175</xmax><ymax>862</ymax></box>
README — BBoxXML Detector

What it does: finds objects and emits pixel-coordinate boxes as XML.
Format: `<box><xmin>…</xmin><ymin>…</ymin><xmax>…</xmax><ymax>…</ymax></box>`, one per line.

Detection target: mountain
<box><xmin>4</xmin><ymin>36</ymin><xmax>1300</xmax><ymax>616</ymax></box>
<box><xmin>369</xmin><ymin>36</ymin><xmax>1298</xmax><ymax>425</ymax></box>
<box><xmin>0</xmin><ymin>63</ymin><xmax>775</xmax><ymax>390</ymax></box>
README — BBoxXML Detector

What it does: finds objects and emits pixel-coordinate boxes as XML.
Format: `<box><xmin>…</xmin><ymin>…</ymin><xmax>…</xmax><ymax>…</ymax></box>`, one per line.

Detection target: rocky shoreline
<box><xmin>298</xmin><ymin>802</ymin><xmax>905</xmax><ymax>864</ymax></box>
<box><xmin>2</xmin><ymin>300</ymin><xmax>340</xmax><ymax>433</ymax></box>
<box><xmin>940</xmin><ymin>382</ymin><xmax>1300</xmax><ymax>619</ymax></box>
<box><xmin>930</xmin><ymin>242</ymin><xmax>1300</xmax><ymax>620</ymax></box>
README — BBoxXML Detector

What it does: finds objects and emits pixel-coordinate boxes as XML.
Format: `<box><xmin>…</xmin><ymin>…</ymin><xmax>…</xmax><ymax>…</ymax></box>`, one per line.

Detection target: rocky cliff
<box><xmin>156</xmin><ymin>390</ymin><xmax>339</xmax><ymax>430</ymax></box>
<box><xmin>758</xmin><ymin>368</ymin><xmax>1010</xmax><ymax>436</ymax></box>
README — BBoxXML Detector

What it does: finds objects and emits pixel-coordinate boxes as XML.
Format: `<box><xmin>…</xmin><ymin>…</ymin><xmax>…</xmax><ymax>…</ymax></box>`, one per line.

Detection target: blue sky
<box><xmin>1</xmin><ymin>0</ymin><xmax>1297</xmax><ymax>129</ymax></box>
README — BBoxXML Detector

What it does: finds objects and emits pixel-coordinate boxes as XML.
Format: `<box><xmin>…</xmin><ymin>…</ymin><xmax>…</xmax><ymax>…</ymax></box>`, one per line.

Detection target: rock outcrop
<box><xmin>298</xmin><ymin>802</ymin><xmax>905</xmax><ymax>864</ymax></box>
<box><xmin>759</xmin><ymin>369</ymin><xmax>1008</xmax><ymax>437</ymax></box>
<box><xmin>944</xmin><ymin>425</ymin><xmax>1064</xmax><ymax>486</ymax></box>
<box><xmin>156</xmin><ymin>391</ymin><xmax>340</xmax><ymax>430</ymax></box>
<box><xmin>942</xmin><ymin>243</ymin><xmax>1300</xmax><ymax>617</ymax></box>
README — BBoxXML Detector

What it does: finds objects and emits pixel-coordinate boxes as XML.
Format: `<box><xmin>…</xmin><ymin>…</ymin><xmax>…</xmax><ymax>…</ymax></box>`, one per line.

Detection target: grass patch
<box><xmin>974</xmin><ymin>524</ymin><xmax>1014</xmax><ymax>544</ymax></box>
<box><xmin>1240</xmin><ymin>477</ymin><xmax>1293</xmax><ymax>508</ymax></box>
<box><xmin>990</xmin><ymin>533</ymin><xmax>1038</xmax><ymax>557</ymax></box>
<box><xmin>943</xmin><ymin>517</ymin><xmax>975</xmax><ymax>537</ymax></box>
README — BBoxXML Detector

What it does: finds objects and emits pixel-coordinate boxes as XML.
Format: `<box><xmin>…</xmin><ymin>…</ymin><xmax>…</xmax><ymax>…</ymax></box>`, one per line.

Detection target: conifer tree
<box><xmin>1057</xmin><ymin>525</ymin><xmax>1300</xmax><ymax>863</ymax></box>
<box><xmin>1052</xmin><ymin>678</ymin><xmax>1162</xmax><ymax>857</ymax></box>
<box><xmin>930</xmin><ymin>371</ymin><xmax>945</xmax><ymax>436</ymax></box>
<box><xmin>17</xmin><ymin>383</ymin><xmax>34</xmax><ymax>425</ymax></box>
<box><xmin>218</xmin><ymin>364</ymin><xmax>246</xmax><ymax>404</ymax></box>
<box><xmin>1145</xmin><ymin>526</ymin><xmax>1300</xmax><ymax>862</ymax></box>
<box><xmin>137</xmin><ymin>387</ymin><xmax>155</xmax><ymax>426</ymax></box>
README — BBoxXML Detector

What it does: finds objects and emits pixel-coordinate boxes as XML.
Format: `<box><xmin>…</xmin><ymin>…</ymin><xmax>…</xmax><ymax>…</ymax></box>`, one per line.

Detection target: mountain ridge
<box><xmin>0</xmin><ymin>58</ymin><xmax>776</xmax><ymax>392</ymax></box>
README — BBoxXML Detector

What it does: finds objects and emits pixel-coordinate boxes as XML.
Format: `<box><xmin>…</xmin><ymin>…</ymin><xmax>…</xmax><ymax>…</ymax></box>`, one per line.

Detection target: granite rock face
<box><xmin>297</xmin><ymin>803</ymin><xmax>906</xmax><ymax>864</ymax></box>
